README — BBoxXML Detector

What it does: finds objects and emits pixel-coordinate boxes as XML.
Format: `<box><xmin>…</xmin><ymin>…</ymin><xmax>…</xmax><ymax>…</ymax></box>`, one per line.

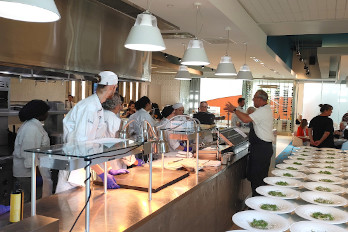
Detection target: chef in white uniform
<box><xmin>102</xmin><ymin>94</ymin><xmax>137</xmax><ymax>170</ymax></box>
<box><xmin>56</xmin><ymin>71</ymin><xmax>119</xmax><ymax>193</ymax></box>
<box><xmin>128</xmin><ymin>96</ymin><xmax>155</xmax><ymax>139</ymax></box>
<box><xmin>13</xmin><ymin>100</ymin><xmax>52</xmax><ymax>202</ymax></box>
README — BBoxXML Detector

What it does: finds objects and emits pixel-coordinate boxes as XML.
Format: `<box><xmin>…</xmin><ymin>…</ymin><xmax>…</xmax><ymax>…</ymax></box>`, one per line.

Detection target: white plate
<box><xmin>232</xmin><ymin>210</ymin><xmax>290</xmax><ymax>232</ymax></box>
<box><xmin>303</xmin><ymin>182</ymin><xmax>347</xmax><ymax>194</ymax></box>
<box><xmin>264</xmin><ymin>177</ymin><xmax>303</xmax><ymax>187</ymax></box>
<box><xmin>307</xmin><ymin>174</ymin><xmax>346</xmax><ymax>185</ymax></box>
<box><xmin>288</xmin><ymin>156</ymin><xmax>314</xmax><ymax>161</ymax></box>
<box><xmin>300</xmin><ymin>191</ymin><xmax>348</xmax><ymax>207</ymax></box>
<box><xmin>315</xmin><ymin>159</ymin><xmax>342</xmax><ymax>164</ymax></box>
<box><xmin>315</xmin><ymin>156</ymin><xmax>344</xmax><ymax>160</ymax></box>
<box><xmin>245</xmin><ymin>196</ymin><xmax>297</xmax><ymax>214</ymax></box>
<box><xmin>295</xmin><ymin>204</ymin><xmax>348</xmax><ymax>224</ymax></box>
<box><xmin>308</xmin><ymin>168</ymin><xmax>343</xmax><ymax>176</ymax></box>
<box><xmin>271</xmin><ymin>169</ymin><xmax>307</xmax><ymax>179</ymax></box>
<box><xmin>290</xmin><ymin>221</ymin><xmax>348</xmax><ymax>232</ymax></box>
<box><xmin>283</xmin><ymin>159</ymin><xmax>312</xmax><ymax>166</ymax></box>
<box><xmin>276</xmin><ymin>164</ymin><xmax>309</xmax><ymax>172</ymax></box>
<box><xmin>313</xmin><ymin>163</ymin><xmax>344</xmax><ymax>170</ymax></box>
<box><xmin>256</xmin><ymin>186</ymin><xmax>300</xmax><ymax>199</ymax></box>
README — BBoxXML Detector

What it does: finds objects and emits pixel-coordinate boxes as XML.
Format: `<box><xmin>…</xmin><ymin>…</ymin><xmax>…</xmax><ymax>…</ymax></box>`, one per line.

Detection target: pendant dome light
<box><xmin>124</xmin><ymin>0</ymin><xmax>165</xmax><ymax>51</ymax></box>
<box><xmin>175</xmin><ymin>44</ymin><xmax>191</xmax><ymax>80</ymax></box>
<box><xmin>181</xmin><ymin>2</ymin><xmax>210</xmax><ymax>66</ymax></box>
<box><xmin>237</xmin><ymin>43</ymin><xmax>253</xmax><ymax>80</ymax></box>
<box><xmin>175</xmin><ymin>65</ymin><xmax>192</xmax><ymax>80</ymax></box>
<box><xmin>0</xmin><ymin>0</ymin><xmax>60</xmax><ymax>22</ymax></box>
<box><xmin>215</xmin><ymin>27</ymin><xmax>237</xmax><ymax>77</ymax></box>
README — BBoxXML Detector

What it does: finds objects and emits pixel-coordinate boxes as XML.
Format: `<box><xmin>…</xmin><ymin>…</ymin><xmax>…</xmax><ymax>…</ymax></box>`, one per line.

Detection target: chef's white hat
<box><xmin>173</xmin><ymin>103</ymin><xmax>184</xmax><ymax>109</ymax></box>
<box><xmin>99</xmin><ymin>71</ymin><xmax>118</xmax><ymax>85</ymax></box>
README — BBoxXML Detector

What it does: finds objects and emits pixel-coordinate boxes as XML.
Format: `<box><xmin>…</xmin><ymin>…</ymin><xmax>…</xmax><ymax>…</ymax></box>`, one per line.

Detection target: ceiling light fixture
<box><xmin>124</xmin><ymin>0</ymin><xmax>165</xmax><ymax>51</ymax></box>
<box><xmin>237</xmin><ymin>43</ymin><xmax>253</xmax><ymax>81</ymax></box>
<box><xmin>181</xmin><ymin>2</ymin><xmax>210</xmax><ymax>66</ymax></box>
<box><xmin>0</xmin><ymin>0</ymin><xmax>60</xmax><ymax>22</ymax></box>
<box><xmin>215</xmin><ymin>27</ymin><xmax>237</xmax><ymax>77</ymax></box>
<box><xmin>175</xmin><ymin>65</ymin><xmax>191</xmax><ymax>80</ymax></box>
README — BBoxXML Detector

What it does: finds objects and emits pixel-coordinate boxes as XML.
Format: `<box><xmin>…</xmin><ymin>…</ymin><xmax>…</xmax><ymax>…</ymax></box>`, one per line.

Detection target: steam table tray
<box><xmin>94</xmin><ymin>166</ymin><xmax>189</xmax><ymax>193</ymax></box>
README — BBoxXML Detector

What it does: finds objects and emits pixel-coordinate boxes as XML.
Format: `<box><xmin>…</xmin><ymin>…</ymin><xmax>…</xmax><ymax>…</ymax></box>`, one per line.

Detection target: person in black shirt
<box><xmin>308</xmin><ymin>104</ymin><xmax>334</xmax><ymax>148</ymax></box>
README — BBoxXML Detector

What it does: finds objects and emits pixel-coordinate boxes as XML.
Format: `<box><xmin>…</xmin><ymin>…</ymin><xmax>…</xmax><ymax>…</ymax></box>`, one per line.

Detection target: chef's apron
<box><xmin>247</xmin><ymin>123</ymin><xmax>273</xmax><ymax>196</ymax></box>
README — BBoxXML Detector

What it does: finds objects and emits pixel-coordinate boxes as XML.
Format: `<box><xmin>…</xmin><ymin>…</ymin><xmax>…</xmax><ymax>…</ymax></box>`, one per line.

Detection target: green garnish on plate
<box><xmin>260</xmin><ymin>204</ymin><xmax>279</xmax><ymax>211</ymax></box>
<box><xmin>327</xmin><ymin>153</ymin><xmax>335</xmax><ymax>155</ymax></box>
<box><xmin>297</xmin><ymin>158</ymin><xmax>305</xmax><ymax>160</ymax></box>
<box><xmin>325</xmin><ymin>161</ymin><xmax>334</xmax><ymax>164</ymax></box>
<box><xmin>311</xmin><ymin>212</ymin><xmax>334</xmax><ymax>221</ymax></box>
<box><xmin>286</xmin><ymin>167</ymin><xmax>297</xmax><ymax>170</ymax></box>
<box><xmin>327</xmin><ymin>157</ymin><xmax>334</xmax><ymax>159</ymax></box>
<box><xmin>319</xmin><ymin>171</ymin><xmax>332</xmax><ymax>175</ymax></box>
<box><xmin>319</xmin><ymin>179</ymin><xmax>333</xmax><ymax>182</ymax></box>
<box><xmin>283</xmin><ymin>173</ymin><xmax>294</xmax><ymax>177</ymax></box>
<box><xmin>275</xmin><ymin>181</ymin><xmax>288</xmax><ymax>186</ymax></box>
<box><xmin>314</xmin><ymin>198</ymin><xmax>334</xmax><ymax>204</ymax></box>
<box><xmin>293</xmin><ymin>162</ymin><xmax>302</xmax><ymax>165</ymax></box>
<box><xmin>315</xmin><ymin>186</ymin><xmax>331</xmax><ymax>192</ymax></box>
<box><xmin>250</xmin><ymin>219</ymin><xmax>268</xmax><ymax>229</ymax></box>
<box><xmin>325</xmin><ymin>166</ymin><xmax>334</xmax><ymax>169</ymax></box>
<box><xmin>268</xmin><ymin>191</ymin><xmax>286</xmax><ymax>197</ymax></box>
<box><xmin>301</xmin><ymin>154</ymin><xmax>308</xmax><ymax>156</ymax></box>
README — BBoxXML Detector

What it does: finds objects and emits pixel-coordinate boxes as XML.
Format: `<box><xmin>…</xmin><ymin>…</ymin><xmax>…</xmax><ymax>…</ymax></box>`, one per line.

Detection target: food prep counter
<box><xmin>0</xmin><ymin>150</ymin><xmax>249</xmax><ymax>232</ymax></box>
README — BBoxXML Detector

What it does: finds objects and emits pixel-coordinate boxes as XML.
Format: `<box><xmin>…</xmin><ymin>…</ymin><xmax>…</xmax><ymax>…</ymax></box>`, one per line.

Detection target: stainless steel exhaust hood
<box><xmin>0</xmin><ymin>0</ymin><xmax>153</xmax><ymax>82</ymax></box>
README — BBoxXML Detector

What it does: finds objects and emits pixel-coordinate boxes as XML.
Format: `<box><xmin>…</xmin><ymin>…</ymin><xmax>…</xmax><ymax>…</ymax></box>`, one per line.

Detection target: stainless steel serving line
<box><xmin>24</xmin><ymin>139</ymin><xmax>143</xmax><ymax>232</ymax></box>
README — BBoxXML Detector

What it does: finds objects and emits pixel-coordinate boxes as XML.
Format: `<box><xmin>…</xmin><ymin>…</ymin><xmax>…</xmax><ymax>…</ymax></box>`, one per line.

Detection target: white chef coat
<box><xmin>63</xmin><ymin>94</ymin><xmax>106</xmax><ymax>143</ymax></box>
<box><xmin>128</xmin><ymin>108</ymin><xmax>155</xmax><ymax>138</ymax></box>
<box><xmin>156</xmin><ymin>118</ymin><xmax>180</xmax><ymax>152</ymax></box>
<box><xmin>103</xmin><ymin>110</ymin><xmax>121</xmax><ymax>138</ymax></box>
<box><xmin>103</xmin><ymin>110</ymin><xmax>136</xmax><ymax>169</ymax></box>
<box><xmin>56</xmin><ymin>94</ymin><xmax>107</xmax><ymax>193</ymax></box>
<box><xmin>232</xmin><ymin>106</ymin><xmax>245</xmax><ymax>127</ymax></box>
<box><xmin>249</xmin><ymin>104</ymin><xmax>274</xmax><ymax>142</ymax></box>
<box><xmin>13</xmin><ymin>118</ymin><xmax>53</xmax><ymax>197</ymax></box>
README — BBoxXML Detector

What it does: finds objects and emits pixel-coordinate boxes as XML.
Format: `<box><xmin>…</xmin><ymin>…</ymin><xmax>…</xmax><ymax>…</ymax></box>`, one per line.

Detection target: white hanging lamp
<box><xmin>175</xmin><ymin>65</ymin><xmax>191</xmax><ymax>80</ymax></box>
<box><xmin>215</xmin><ymin>27</ymin><xmax>237</xmax><ymax>76</ymax></box>
<box><xmin>181</xmin><ymin>2</ymin><xmax>209</xmax><ymax>66</ymax></box>
<box><xmin>237</xmin><ymin>43</ymin><xmax>253</xmax><ymax>81</ymax></box>
<box><xmin>124</xmin><ymin>9</ymin><xmax>165</xmax><ymax>51</ymax></box>
<box><xmin>0</xmin><ymin>0</ymin><xmax>60</xmax><ymax>22</ymax></box>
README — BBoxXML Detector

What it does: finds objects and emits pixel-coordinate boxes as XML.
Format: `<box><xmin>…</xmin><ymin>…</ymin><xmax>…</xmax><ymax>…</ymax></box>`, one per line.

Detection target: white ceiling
<box><xmin>126</xmin><ymin>0</ymin><xmax>348</xmax><ymax>80</ymax></box>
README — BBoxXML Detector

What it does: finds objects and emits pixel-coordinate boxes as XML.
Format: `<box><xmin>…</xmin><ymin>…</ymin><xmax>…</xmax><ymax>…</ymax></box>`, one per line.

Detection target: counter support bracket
<box><xmin>85</xmin><ymin>159</ymin><xmax>91</xmax><ymax>232</ymax></box>
<box><xmin>31</xmin><ymin>152</ymin><xmax>36</xmax><ymax>216</ymax></box>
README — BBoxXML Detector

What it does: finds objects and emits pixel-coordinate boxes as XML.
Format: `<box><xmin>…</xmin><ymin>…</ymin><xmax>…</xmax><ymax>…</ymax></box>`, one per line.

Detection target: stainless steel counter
<box><xmin>0</xmin><ymin>152</ymin><xmax>249</xmax><ymax>232</ymax></box>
